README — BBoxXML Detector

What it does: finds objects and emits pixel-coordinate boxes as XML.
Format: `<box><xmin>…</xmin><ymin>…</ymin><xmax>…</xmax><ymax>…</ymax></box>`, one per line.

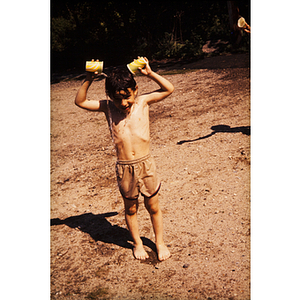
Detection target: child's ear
<box><xmin>134</xmin><ymin>86</ymin><xmax>138</xmax><ymax>96</ymax></box>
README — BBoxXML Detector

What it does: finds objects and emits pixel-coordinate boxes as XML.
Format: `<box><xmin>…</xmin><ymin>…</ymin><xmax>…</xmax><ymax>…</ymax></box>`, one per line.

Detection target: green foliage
<box><xmin>153</xmin><ymin>32</ymin><xmax>205</xmax><ymax>60</ymax></box>
<box><xmin>155</xmin><ymin>32</ymin><xmax>184</xmax><ymax>59</ymax></box>
<box><xmin>180</xmin><ymin>33</ymin><xmax>205</xmax><ymax>59</ymax></box>
<box><xmin>51</xmin><ymin>17</ymin><xmax>75</xmax><ymax>52</ymax></box>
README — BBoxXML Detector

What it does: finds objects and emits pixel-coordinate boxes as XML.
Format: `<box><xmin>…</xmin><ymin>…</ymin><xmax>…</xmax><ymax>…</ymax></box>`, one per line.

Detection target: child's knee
<box><xmin>145</xmin><ymin>198</ymin><xmax>160</xmax><ymax>215</ymax></box>
<box><xmin>125</xmin><ymin>205</ymin><xmax>137</xmax><ymax>215</ymax></box>
<box><xmin>147</xmin><ymin>206</ymin><xmax>159</xmax><ymax>216</ymax></box>
<box><xmin>123</xmin><ymin>199</ymin><xmax>138</xmax><ymax>215</ymax></box>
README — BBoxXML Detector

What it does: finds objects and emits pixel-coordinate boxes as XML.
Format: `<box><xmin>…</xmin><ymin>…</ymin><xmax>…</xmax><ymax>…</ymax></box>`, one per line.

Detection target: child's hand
<box><xmin>138</xmin><ymin>57</ymin><xmax>152</xmax><ymax>76</ymax></box>
<box><xmin>85</xmin><ymin>72</ymin><xmax>97</xmax><ymax>82</ymax></box>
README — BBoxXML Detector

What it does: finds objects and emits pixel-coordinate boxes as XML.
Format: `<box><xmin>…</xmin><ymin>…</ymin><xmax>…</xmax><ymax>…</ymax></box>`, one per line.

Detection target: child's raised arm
<box><xmin>138</xmin><ymin>57</ymin><xmax>174</xmax><ymax>104</ymax></box>
<box><xmin>75</xmin><ymin>72</ymin><xmax>106</xmax><ymax>112</ymax></box>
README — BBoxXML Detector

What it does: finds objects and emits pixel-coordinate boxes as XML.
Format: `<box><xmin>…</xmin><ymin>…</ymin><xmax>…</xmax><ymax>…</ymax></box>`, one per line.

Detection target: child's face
<box><xmin>113</xmin><ymin>87</ymin><xmax>138</xmax><ymax>114</ymax></box>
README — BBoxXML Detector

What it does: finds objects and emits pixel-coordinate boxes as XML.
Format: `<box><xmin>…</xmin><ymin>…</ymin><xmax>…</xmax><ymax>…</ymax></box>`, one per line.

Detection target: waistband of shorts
<box><xmin>116</xmin><ymin>153</ymin><xmax>151</xmax><ymax>165</ymax></box>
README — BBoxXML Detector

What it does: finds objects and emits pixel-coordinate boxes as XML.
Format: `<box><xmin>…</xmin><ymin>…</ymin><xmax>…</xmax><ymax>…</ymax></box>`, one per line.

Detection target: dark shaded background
<box><xmin>51</xmin><ymin>1</ymin><xmax>250</xmax><ymax>73</ymax></box>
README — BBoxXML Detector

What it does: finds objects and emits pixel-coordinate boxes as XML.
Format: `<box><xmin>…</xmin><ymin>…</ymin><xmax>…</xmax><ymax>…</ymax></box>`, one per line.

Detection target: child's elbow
<box><xmin>169</xmin><ymin>84</ymin><xmax>175</xmax><ymax>95</ymax></box>
<box><xmin>74</xmin><ymin>99</ymin><xmax>80</xmax><ymax>107</ymax></box>
<box><xmin>75</xmin><ymin>95</ymin><xmax>83</xmax><ymax>108</ymax></box>
<box><xmin>75</xmin><ymin>99</ymin><xmax>84</xmax><ymax>109</ymax></box>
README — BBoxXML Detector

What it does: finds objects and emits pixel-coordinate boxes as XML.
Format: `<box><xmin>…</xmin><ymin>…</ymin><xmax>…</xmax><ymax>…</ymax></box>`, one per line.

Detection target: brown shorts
<box><xmin>116</xmin><ymin>154</ymin><xmax>161</xmax><ymax>200</ymax></box>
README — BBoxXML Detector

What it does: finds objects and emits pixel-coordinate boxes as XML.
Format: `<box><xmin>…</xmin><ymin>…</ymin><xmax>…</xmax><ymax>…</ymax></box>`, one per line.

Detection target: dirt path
<box><xmin>51</xmin><ymin>53</ymin><xmax>250</xmax><ymax>299</ymax></box>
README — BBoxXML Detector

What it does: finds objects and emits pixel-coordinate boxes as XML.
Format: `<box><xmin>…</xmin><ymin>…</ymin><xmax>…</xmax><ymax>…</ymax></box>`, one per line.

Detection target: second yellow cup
<box><xmin>127</xmin><ymin>57</ymin><xmax>146</xmax><ymax>74</ymax></box>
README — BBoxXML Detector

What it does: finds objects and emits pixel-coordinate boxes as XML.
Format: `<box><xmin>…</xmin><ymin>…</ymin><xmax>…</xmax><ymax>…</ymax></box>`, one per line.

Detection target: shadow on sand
<box><xmin>51</xmin><ymin>212</ymin><xmax>157</xmax><ymax>253</ymax></box>
<box><xmin>177</xmin><ymin>124</ymin><xmax>250</xmax><ymax>145</ymax></box>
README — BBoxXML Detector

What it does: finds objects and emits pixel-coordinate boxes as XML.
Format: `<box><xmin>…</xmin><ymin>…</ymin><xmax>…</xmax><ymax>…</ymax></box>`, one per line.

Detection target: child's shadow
<box><xmin>177</xmin><ymin>124</ymin><xmax>250</xmax><ymax>145</ymax></box>
<box><xmin>50</xmin><ymin>212</ymin><xmax>156</xmax><ymax>252</ymax></box>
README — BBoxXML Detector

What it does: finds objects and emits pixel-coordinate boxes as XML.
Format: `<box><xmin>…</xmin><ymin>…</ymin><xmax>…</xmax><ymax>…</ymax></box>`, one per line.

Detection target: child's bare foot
<box><xmin>133</xmin><ymin>244</ymin><xmax>149</xmax><ymax>260</ymax></box>
<box><xmin>156</xmin><ymin>243</ymin><xmax>171</xmax><ymax>261</ymax></box>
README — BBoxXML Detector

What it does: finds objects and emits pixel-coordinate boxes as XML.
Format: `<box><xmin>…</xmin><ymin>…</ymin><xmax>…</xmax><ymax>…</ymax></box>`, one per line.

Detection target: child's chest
<box><xmin>109</xmin><ymin>101</ymin><xmax>150</xmax><ymax>138</ymax></box>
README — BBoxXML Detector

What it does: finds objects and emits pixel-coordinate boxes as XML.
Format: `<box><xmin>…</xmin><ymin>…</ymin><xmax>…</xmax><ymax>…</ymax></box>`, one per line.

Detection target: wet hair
<box><xmin>105</xmin><ymin>67</ymin><xmax>137</xmax><ymax>101</ymax></box>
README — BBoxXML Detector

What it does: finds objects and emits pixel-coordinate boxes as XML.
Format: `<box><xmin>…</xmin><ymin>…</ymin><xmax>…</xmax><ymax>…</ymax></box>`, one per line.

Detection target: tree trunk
<box><xmin>227</xmin><ymin>1</ymin><xmax>242</xmax><ymax>46</ymax></box>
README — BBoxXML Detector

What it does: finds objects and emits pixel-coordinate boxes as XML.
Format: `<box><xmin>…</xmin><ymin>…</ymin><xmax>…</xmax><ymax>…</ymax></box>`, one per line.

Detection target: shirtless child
<box><xmin>75</xmin><ymin>57</ymin><xmax>174</xmax><ymax>261</ymax></box>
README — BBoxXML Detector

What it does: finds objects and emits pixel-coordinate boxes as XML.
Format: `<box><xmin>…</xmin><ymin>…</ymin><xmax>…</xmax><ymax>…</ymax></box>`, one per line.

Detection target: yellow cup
<box><xmin>86</xmin><ymin>61</ymin><xmax>104</xmax><ymax>73</ymax></box>
<box><xmin>127</xmin><ymin>57</ymin><xmax>146</xmax><ymax>74</ymax></box>
<box><xmin>237</xmin><ymin>17</ymin><xmax>246</xmax><ymax>28</ymax></box>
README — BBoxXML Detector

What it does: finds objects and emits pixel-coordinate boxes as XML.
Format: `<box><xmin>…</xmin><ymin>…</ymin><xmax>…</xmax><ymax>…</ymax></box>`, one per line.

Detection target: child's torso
<box><xmin>107</xmin><ymin>98</ymin><xmax>150</xmax><ymax>160</ymax></box>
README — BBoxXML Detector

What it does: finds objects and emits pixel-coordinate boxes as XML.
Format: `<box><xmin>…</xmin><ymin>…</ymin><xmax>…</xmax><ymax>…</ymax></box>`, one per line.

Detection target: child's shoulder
<box><xmin>136</xmin><ymin>93</ymin><xmax>152</xmax><ymax>105</ymax></box>
<box><xmin>99</xmin><ymin>99</ymin><xmax>110</xmax><ymax>113</ymax></box>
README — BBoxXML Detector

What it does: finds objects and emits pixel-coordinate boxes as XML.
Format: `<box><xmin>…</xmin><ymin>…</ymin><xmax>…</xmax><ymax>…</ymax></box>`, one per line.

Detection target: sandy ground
<box><xmin>50</xmin><ymin>53</ymin><xmax>250</xmax><ymax>300</ymax></box>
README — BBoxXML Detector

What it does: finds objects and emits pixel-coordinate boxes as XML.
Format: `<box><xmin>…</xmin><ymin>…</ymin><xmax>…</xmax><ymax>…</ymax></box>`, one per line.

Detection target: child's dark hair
<box><xmin>105</xmin><ymin>67</ymin><xmax>137</xmax><ymax>100</ymax></box>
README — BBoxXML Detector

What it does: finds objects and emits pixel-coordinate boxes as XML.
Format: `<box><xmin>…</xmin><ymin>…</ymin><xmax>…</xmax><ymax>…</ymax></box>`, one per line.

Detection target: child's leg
<box><xmin>122</xmin><ymin>197</ymin><xmax>149</xmax><ymax>260</ymax></box>
<box><xmin>144</xmin><ymin>194</ymin><xmax>170</xmax><ymax>261</ymax></box>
